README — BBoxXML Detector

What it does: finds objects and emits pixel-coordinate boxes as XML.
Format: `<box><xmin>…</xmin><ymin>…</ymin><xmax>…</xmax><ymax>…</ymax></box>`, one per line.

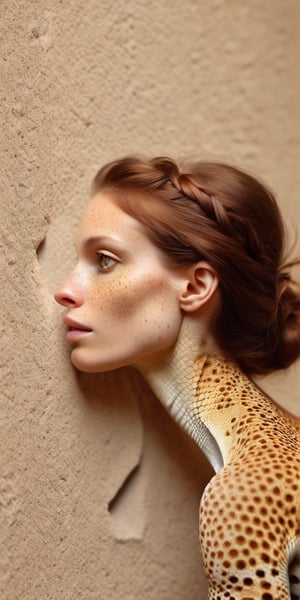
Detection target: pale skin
<box><xmin>55</xmin><ymin>193</ymin><xmax>220</xmax><ymax>378</ymax></box>
<box><xmin>55</xmin><ymin>192</ymin><xmax>300</xmax><ymax>599</ymax></box>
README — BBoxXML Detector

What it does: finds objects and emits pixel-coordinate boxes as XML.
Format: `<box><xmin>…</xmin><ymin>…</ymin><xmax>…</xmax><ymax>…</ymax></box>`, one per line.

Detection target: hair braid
<box><xmin>92</xmin><ymin>155</ymin><xmax>300</xmax><ymax>375</ymax></box>
<box><xmin>150</xmin><ymin>157</ymin><xmax>230</xmax><ymax>226</ymax></box>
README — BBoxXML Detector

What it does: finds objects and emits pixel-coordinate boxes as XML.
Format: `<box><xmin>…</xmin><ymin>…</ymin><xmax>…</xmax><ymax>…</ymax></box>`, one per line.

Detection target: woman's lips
<box><xmin>63</xmin><ymin>317</ymin><xmax>92</xmax><ymax>343</ymax></box>
<box><xmin>66</xmin><ymin>328</ymin><xmax>92</xmax><ymax>343</ymax></box>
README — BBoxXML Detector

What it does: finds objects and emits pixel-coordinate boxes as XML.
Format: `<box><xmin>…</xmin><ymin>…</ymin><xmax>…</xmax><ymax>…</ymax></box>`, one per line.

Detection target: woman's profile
<box><xmin>55</xmin><ymin>156</ymin><xmax>300</xmax><ymax>599</ymax></box>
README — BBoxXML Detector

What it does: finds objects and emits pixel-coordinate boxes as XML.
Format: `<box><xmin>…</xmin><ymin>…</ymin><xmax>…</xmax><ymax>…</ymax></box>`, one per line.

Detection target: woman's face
<box><xmin>54</xmin><ymin>193</ymin><xmax>186</xmax><ymax>373</ymax></box>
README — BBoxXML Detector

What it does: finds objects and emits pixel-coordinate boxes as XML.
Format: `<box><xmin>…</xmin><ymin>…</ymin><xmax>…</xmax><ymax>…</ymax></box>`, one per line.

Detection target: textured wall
<box><xmin>1</xmin><ymin>1</ymin><xmax>300</xmax><ymax>599</ymax></box>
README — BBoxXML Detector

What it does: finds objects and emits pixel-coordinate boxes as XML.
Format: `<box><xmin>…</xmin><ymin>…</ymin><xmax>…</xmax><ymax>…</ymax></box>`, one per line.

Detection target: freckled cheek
<box><xmin>87</xmin><ymin>272</ymin><xmax>178</xmax><ymax>321</ymax></box>
<box><xmin>86</xmin><ymin>277</ymin><xmax>129</xmax><ymax>316</ymax></box>
<box><xmin>87</xmin><ymin>273</ymin><xmax>147</xmax><ymax>316</ymax></box>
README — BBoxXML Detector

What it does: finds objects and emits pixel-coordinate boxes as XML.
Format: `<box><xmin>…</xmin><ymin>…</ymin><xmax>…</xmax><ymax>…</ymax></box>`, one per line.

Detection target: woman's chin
<box><xmin>70</xmin><ymin>349</ymin><xmax>100</xmax><ymax>373</ymax></box>
<box><xmin>70</xmin><ymin>348</ymin><xmax>127</xmax><ymax>374</ymax></box>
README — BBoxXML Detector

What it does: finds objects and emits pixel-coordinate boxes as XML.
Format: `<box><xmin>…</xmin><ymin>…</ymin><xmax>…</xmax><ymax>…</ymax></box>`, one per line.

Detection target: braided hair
<box><xmin>92</xmin><ymin>156</ymin><xmax>300</xmax><ymax>375</ymax></box>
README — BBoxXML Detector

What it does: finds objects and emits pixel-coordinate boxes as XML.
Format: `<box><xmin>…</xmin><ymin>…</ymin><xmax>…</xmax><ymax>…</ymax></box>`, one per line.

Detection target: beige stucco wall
<box><xmin>1</xmin><ymin>1</ymin><xmax>300</xmax><ymax>599</ymax></box>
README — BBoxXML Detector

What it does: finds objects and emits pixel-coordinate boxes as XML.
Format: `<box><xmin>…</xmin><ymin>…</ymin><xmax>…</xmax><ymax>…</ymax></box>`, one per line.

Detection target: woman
<box><xmin>55</xmin><ymin>156</ymin><xmax>300</xmax><ymax>599</ymax></box>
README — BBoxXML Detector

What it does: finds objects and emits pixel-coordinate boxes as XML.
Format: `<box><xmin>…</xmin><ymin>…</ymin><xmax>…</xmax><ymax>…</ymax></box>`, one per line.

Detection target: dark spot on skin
<box><xmin>261</xmin><ymin>553</ymin><xmax>270</xmax><ymax>564</ymax></box>
<box><xmin>256</xmin><ymin>570</ymin><xmax>265</xmax><ymax>577</ymax></box>
<box><xmin>261</xmin><ymin>581</ymin><xmax>271</xmax><ymax>589</ymax></box>
<box><xmin>271</xmin><ymin>569</ymin><xmax>279</xmax><ymax>577</ymax></box>
<box><xmin>236</xmin><ymin>535</ymin><xmax>246</xmax><ymax>545</ymax></box>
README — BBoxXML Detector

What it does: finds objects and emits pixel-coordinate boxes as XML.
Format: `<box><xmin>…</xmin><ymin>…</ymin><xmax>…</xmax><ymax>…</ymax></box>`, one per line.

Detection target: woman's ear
<box><xmin>179</xmin><ymin>262</ymin><xmax>219</xmax><ymax>313</ymax></box>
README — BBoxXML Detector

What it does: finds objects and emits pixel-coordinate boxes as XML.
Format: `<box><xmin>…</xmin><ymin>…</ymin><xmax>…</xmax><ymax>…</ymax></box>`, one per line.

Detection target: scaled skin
<box><xmin>55</xmin><ymin>193</ymin><xmax>300</xmax><ymax>599</ymax></box>
<box><xmin>55</xmin><ymin>193</ymin><xmax>219</xmax><ymax>374</ymax></box>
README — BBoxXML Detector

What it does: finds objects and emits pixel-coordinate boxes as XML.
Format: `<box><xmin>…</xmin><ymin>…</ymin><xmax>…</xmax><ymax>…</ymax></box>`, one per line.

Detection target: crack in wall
<box><xmin>108</xmin><ymin>459</ymin><xmax>145</xmax><ymax>541</ymax></box>
<box><xmin>36</xmin><ymin>236</ymin><xmax>46</xmax><ymax>262</ymax></box>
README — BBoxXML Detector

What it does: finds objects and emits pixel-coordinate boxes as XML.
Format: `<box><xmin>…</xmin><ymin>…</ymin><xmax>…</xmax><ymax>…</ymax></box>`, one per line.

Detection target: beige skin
<box><xmin>55</xmin><ymin>193</ymin><xmax>300</xmax><ymax>599</ymax></box>
<box><xmin>54</xmin><ymin>193</ymin><xmax>219</xmax><ymax>377</ymax></box>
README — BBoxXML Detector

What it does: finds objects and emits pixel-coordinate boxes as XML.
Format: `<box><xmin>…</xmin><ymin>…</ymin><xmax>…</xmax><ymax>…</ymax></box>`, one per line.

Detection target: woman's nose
<box><xmin>54</xmin><ymin>272</ymin><xmax>84</xmax><ymax>308</ymax></box>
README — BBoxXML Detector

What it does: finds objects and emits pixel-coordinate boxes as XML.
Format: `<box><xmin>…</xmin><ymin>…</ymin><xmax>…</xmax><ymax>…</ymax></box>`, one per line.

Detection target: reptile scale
<box><xmin>55</xmin><ymin>155</ymin><xmax>300</xmax><ymax>599</ymax></box>
<box><xmin>160</xmin><ymin>353</ymin><xmax>300</xmax><ymax>599</ymax></box>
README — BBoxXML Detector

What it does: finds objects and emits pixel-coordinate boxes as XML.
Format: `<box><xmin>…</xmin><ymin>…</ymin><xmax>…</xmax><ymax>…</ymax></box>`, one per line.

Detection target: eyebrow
<box><xmin>77</xmin><ymin>235</ymin><xmax>124</xmax><ymax>251</ymax></box>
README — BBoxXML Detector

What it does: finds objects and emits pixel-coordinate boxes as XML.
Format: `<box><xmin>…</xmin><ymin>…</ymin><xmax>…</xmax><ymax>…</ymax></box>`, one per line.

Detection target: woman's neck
<box><xmin>137</xmin><ymin>316</ymin><xmax>224</xmax><ymax>471</ymax></box>
<box><xmin>139</xmin><ymin>314</ymin><xmax>217</xmax><ymax>403</ymax></box>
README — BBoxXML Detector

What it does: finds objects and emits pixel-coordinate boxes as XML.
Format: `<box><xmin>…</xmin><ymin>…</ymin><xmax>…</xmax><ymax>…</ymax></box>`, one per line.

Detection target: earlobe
<box><xmin>179</xmin><ymin>262</ymin><xmax>219</xmax><ymax>313</ymax></box>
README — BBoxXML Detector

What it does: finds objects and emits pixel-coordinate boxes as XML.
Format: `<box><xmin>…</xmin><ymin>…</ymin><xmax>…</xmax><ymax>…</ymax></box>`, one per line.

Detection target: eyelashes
<box><xmin>96</xmin><ymin>252</ymin><xmax>118</xmax><ymax>271</ymax></box>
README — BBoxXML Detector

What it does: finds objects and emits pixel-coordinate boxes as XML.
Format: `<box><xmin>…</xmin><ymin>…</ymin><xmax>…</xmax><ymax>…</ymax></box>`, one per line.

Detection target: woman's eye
<box><xmin>97</xmin><ymin>252</ymin><xmax>117</xmax><ymax>271</ymax></box>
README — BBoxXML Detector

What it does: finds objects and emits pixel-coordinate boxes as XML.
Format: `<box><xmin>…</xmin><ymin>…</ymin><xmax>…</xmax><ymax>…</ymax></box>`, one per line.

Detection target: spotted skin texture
<box><xmin>191</xmin><ymin>356</ymin><xmax>300</xmax><ymax>600</ymax></box>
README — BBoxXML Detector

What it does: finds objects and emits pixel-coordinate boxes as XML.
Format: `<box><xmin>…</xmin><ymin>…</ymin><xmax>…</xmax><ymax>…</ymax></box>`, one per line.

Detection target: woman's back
<box><xmin>194</xmin><ymin>355</ymin><xmax>300</xmax><ymax>599</ymax></box>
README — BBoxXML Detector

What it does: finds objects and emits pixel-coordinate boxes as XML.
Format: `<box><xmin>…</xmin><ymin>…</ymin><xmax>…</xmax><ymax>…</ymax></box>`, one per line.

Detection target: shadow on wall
<box><xmin>75</xmin><ymin>367</ymin><xmax>146</xmax><ymax>540</ymax></box>
<box><xmin>76</xmin><ymin>366</ymin><xmax>214</xmax><ymax>543</ymax></box>
<box><xmin>35</xmin><ymin>205</ymin><xmax>215</xmax><ymax>599</ymax></box>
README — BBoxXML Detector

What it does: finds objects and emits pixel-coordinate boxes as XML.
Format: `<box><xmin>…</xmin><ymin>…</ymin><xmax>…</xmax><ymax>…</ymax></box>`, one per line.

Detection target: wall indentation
<box><xmin>108</xmin><ymin>462</ymin><xmax>145</xmax><ymax>540</ymax></box>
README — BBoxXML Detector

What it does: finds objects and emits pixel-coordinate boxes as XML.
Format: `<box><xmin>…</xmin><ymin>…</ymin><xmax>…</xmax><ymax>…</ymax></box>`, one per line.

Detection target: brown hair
<box><xmin>92</xmin><ymin>156</ymin><xmax>300</xmax><ymax>375</ymax></box>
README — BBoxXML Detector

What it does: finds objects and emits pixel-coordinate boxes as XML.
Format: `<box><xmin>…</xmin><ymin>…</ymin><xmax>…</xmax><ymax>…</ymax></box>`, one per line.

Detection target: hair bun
<box><xmin>93</xmin><ymin>155</ymin><xmax>300</xmax><ymax>375</ymax></box>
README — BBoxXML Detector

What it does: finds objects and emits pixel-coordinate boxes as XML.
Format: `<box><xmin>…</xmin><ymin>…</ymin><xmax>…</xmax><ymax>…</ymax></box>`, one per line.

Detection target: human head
<box><xmin>91</xmin><ymin>155</ymin><xmax>300</xmax><ymax>375</ymax></box>
<box><xmin>55</xmin><ymin>193</ymin><xmax>208</xmax><ymax>373</ymax></box>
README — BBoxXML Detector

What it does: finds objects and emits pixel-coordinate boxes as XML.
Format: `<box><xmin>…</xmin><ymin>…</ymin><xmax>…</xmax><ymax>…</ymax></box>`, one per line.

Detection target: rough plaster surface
<box><xmin>1</xmin><ymin>1</ymin><xmax>300</xmax><ymax>598</ymax></box>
